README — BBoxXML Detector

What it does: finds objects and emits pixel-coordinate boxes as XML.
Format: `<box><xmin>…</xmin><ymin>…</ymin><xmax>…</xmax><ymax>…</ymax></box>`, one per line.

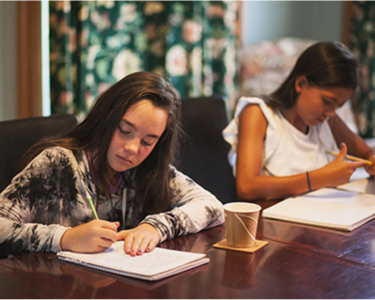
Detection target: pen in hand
<box><xmin>87</xmin><ymin>197</ymin><xmax>99</xmax><ymax>220</ymax></box>
<box><xmin>325</xmin><ymin>150</ymin><xmax>373</xmax><ymax>166</ymax></box>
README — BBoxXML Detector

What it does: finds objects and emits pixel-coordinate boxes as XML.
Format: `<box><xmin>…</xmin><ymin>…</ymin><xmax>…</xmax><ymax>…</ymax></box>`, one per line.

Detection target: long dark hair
<box><xmin>20</xmin><ymin>71</ymin><xmax>181</xmax><ymax>218</ymax></box>
<box><xmin>264</xmin><ymin>41</ymin><xmax>359</xmax><ymax>110</ymax></box>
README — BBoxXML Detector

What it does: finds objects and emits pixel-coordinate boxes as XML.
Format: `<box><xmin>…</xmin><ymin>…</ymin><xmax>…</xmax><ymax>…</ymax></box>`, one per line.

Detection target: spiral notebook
<box><xmin>57</xmin><ymin>241</ymin><xmax>209</xmax><ymax>281</ymax></box>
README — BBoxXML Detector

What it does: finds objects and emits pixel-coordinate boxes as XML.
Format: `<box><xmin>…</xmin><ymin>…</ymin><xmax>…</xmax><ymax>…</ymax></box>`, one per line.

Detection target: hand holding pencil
<box><xmin>325</xmin><ymin>150</ymin><xmax>373</xmax><ymax>166</ymax></box>
<box><xmin>319</xmin><ymin>143</ymin><xmax>372</xmax><ymax>188</ymax></box>
<box><xmin>59</xmin><ymin>195</ymin><xmax>120</xmax><ymax>253</ymax></box>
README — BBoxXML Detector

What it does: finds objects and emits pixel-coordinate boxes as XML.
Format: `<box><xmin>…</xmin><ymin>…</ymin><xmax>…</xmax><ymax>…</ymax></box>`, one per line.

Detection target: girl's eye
<box><xmin>118</xmin><ymin>126</ymin><xmax>130</xmax><ymax>135</ymax></box>
<box><xmin>323</xmin><ymin>98</ymin><xmax>333</xmax><ymax>105</ymax></box>
<box><xmin>141</xmin><ymin>140</ymin><xmax>152</xmax><ymax>147</ymax></box>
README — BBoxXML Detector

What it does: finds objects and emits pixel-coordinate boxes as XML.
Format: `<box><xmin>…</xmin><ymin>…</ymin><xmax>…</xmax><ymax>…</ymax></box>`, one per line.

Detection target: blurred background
<box><xmin>1</xmin><ymin>1</ymin><xmax>374</xmax><ymax>137</ymax></box>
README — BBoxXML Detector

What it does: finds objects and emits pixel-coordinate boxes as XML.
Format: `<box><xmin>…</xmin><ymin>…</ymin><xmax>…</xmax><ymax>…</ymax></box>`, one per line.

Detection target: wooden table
<box><xmin>1</xmin><ymin>201</ymin><xmax>375</xmax><ymax>298</ymax></box>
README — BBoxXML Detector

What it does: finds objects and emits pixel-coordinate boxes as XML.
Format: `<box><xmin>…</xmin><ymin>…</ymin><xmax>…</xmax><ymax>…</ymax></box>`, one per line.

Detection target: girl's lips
<box><xmin>117</xmin><ymin>155</ymin><xmax>132</xmax><ymax>164</ymax></box>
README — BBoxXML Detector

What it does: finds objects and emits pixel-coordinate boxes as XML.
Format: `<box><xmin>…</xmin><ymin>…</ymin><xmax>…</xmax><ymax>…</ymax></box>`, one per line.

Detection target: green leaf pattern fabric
<box><xmin>49</xmin><ymin>1</ymin><xmax>240</xmax><ymax>119</ymax></box>
<box><xmin>349</xmin><ymin>1</ymin><xmax>375</xmax><ymax>138</ymax></box>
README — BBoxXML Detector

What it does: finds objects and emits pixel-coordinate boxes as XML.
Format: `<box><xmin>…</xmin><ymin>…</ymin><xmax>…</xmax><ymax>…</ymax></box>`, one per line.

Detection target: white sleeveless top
<box><xmin>222</xmin><ymin>97</ymin><xmax>339</xmax><ymax>176</ymax></box>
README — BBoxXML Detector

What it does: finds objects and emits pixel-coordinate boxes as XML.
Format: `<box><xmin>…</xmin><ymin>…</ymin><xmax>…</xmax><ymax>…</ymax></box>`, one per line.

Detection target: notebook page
<box><xmin>58</xmin><ymin>241</ymin><xmax>207</xmax><ymax>277</ymax></box>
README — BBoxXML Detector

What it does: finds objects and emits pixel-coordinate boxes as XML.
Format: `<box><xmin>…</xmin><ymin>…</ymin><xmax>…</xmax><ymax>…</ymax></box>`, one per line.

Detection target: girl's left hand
<box><xmin>365</xmin><ymin>155</ymin><xmax>375</xmax><ymax>176</ymax></box>
<box><xmin>117</xmin><ymin>223</ymin><xmax>160</xmax><ymax>256</ymax></box>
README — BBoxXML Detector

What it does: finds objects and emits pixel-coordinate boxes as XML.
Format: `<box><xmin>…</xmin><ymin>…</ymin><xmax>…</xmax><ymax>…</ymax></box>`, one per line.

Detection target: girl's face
<box><xmin>107</xmin><ymin>99</ymin><xmax>168</xmax><ymax>178</ymax></box>
<box><xmin>293</xmin><ymin>76</ymin><xmax>353</xmax><ymax>129</ymax></box>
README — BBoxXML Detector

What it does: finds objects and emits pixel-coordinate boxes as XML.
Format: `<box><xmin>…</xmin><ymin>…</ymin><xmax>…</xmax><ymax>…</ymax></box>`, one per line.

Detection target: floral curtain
<box><xmin>349</xmin><ymin>1</ymin><xmax>375</xmax><ymax>138</ymax></box>
<box><xmin>49</xmin><ymin>1</ymin><xmax>240</xmax><ymax>119</ymax></box>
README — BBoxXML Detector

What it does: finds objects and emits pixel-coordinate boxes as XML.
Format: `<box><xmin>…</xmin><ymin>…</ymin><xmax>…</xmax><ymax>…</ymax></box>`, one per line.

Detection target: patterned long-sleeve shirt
<box><xmin>0</xmin><ymin>147</ymin><xmax>224</xmax><ymax>255</ymax></box>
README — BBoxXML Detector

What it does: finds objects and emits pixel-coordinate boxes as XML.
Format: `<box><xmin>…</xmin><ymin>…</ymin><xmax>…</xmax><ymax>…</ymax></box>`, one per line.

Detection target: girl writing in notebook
<box><xmin>223</xmin><ymin>41</ymin><xmax>375</xmax><ymax>201</ymax></box>
<box><xmin>0</xmin><ymin>72</ymin><xmax>224</xmax><ymax>256</ymax></box>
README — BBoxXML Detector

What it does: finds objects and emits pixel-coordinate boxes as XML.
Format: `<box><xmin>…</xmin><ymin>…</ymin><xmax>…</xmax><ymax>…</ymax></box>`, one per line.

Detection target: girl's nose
<box><xmin>124</xmin><ymin>139</ymin><xmax>139</xmax><ymax>154</ymax></box>
<box><xmin>325</xmin><ymin>107</ymin><xmax>336</xmax><ymax>117</ymax></box>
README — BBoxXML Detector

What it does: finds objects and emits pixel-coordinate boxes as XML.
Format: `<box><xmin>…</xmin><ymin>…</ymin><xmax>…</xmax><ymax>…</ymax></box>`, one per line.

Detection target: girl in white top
<box><xmin>223</xmin><ymin>41</ymin><xmax>375</xmax><ymax>201</ymax></box>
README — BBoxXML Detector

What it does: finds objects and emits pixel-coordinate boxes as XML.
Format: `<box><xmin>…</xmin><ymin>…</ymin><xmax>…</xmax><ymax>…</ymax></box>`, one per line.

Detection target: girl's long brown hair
<box><xmin>19</xmin><ymin>71</ymin><xmax>181</xmax><ymax>219</ymax></box>
<box><xmin>264</xmin><ymin>41</ymin><xmax>359</xmax><ymax>110</ymax></box>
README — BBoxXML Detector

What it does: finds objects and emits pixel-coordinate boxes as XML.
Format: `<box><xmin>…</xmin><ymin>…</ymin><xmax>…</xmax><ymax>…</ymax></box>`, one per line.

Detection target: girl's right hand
<box><xmin>322</xmin><ymin>143</ymin><xmax>365</xmax><ymax>187</ymax></box>
<box><xmin>60</xmin><ymin>220</ymin><xmax>120</xmax><ymax>253</ymax></box>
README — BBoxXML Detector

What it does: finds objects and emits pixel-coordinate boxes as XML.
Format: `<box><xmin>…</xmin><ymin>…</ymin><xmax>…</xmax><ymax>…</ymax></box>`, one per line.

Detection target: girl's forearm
<box><xmin>236</xmin><ymin>172</ymin><xmax>319</xmax><ymax>201</ymax></box>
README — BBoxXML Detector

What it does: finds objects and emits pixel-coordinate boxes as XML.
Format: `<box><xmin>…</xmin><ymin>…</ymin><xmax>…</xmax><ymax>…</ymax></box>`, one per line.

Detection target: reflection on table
<box><xmin>1</xmin><ymin>201</ymin><xmax>375</xmax><ymax>298</ymax></box>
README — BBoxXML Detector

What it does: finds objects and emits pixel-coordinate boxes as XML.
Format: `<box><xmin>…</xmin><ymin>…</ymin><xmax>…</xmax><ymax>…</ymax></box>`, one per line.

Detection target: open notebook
<box><xmin>262</xmin><ymin>187</ymin><xmax>375</xmax><ymax>231</ymax></box>
<box><xmin>57</xmin><ymin>241</ymin><xmax>209</xmax><ymax>281</ymax></box>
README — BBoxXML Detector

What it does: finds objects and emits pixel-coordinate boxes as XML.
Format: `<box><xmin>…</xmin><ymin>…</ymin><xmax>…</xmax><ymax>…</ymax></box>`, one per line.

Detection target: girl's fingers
<box><xmin>118</xmin><ymin>224</ymin><xmax>161</xmax><ymax>256</ymax></box>
<box><xmin>101</xmin><ymin>230</ymin><xmax>118</xmax><ymax>243</ymax></box>
<box><xmin>336</xmin><ymin>143</ymin><xmax>347</xmax><ymax>160</ymax></box>
<box><xmin>99</xmin><ymin>220</ymin><xmax>120</xmax><ymax>231</ymax></box>
<box><xmin>93</xmin><ymin>226</ymin><xmax>118</xmax><ymax>243</ymax></box>
<box><xmin>124</xmin><ymin>234</ymin><xmax>134</xmax><ymax>255</ymax></box>
<box><xmin>97</xmin><ymin>237</ymin><xmax>115</xmax><ymax>249</ymax></box>
<box><xmin>352</xmin><ymin>162</ymin><xmax>366</xmax><ymax>169</ymax></box>
<box><xmin>129</xmin><ymin>235</ymin><xmax>145</xmax><ymax>256</ymax></box>
<box><xmin>146</xmin><ymin>238</ymin><xmax>159</xmax><ymax>253</ymax></box>
<box><xmin>116</xmin><ymin>231</ymin><xmax>126</xmax><ymax>241</ymax></box>
<box><xmin>137</xmin><ymin>238</ymin><xmax>153</xmax><ymax>256</ymax></box>
<box><xmin>123</xmin><ymin>235</ymin><xmax>156</xmax><ymax>256</ymax></box>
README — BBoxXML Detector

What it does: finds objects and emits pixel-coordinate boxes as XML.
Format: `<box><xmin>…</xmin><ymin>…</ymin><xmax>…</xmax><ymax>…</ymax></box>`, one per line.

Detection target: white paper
<box><xmin>57</xmin><ymin>241</ymin><xmax>209</xmax><ymax>280</ymax></box>
<box><xmin>262</xmin><ymin>188</ymin><xmax>375</xmax><ymax>231</ymax></box>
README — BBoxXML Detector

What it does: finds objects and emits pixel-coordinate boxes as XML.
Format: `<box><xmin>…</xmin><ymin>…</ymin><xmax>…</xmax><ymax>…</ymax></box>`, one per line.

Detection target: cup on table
<box><xmin>223</xmin><ymin>202</ymin><xmax>261</xmax><ymax>248</ymax></box>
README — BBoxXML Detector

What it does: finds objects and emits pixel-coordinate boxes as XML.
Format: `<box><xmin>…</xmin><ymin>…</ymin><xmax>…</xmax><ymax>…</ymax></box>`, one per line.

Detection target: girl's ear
<box><xmin>295</xmin><ymin>76</ymin><xmax>308</xmax><ymax>93</ymax></box>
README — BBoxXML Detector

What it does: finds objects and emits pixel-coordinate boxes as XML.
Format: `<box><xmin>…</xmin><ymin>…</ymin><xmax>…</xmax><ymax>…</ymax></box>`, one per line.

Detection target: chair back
<box><xmin>0</xmin><ymin>114</ymin><xmax>78</xmax><ymax>192</ymax></box>
<box><xmin>178</xmin><ymin>96</ymin><xmax>237</xmax><ymax>204</ymax></box>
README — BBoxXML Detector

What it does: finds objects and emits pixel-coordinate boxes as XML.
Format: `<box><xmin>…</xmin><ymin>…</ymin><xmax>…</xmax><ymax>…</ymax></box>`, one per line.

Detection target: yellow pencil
<box><xmin>325</xmin><ymin>150</ymin><xmax>373</xmax><ymax>166</ymax></box>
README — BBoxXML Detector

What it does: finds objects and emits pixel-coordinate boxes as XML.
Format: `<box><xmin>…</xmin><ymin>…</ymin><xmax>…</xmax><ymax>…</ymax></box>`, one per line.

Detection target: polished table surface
<box><xmin>1</xmin><ymin>200</ymin><xmax>375</xmax><ymax>299</ymax></box>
